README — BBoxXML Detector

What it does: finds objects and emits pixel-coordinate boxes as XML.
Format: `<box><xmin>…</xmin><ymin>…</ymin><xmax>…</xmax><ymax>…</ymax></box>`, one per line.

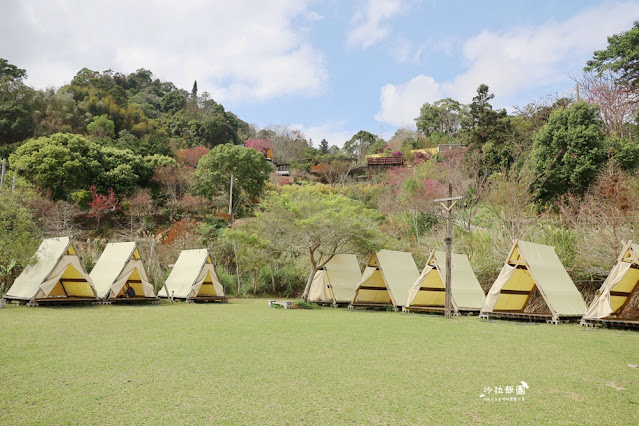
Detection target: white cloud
<box><xmin>375</xmin><ymin>75</ymin><xmax>442</xmax><ymax>128</ymax></box>
<box><xmin>1</xmin><ymin>0</ymin><xmax>326</xmax><ymax>103</ymax></box>
<box><xmin>347</xmin><ymin>0</ymin><xmax>410</xmax><ymax>49</ymax></box>
<box><xmin>389</xmin><ymin>37</ymin><xmax>425</xmax><ymax>63</ymax></box>
<box><xmin>375</xmin><ymin>1</ymin><xmax>639</xmax><ymax>126</ymax></box>
<box><xmin>291</xmin><ymin>122</ymin><xmax>354</xmax><ymax>148</ymax></box>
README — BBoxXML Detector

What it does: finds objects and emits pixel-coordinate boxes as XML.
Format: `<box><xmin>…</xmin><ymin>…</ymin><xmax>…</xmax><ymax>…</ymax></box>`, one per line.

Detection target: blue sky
<box><xmin>1</xmin><ymin>0</ymin><xmax>638</xmax><ymax>146</ymax></box>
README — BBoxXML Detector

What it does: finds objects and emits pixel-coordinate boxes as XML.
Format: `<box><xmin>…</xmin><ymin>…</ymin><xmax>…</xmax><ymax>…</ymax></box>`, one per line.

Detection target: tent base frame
<box><xmin>185</xmin><ymin>296</ymin><xmax>228</xmax><ymax>303</ymax></box>
<box><xmin>581</xmin><ymin>318</ymin><xmax>639</xmax><ymax>330</ymax></box>
<box><xmin>313</xmin><ymin>300</ymin><xmax>350</xmax><ymax>308</ymax></box>
<box><xmin>103</xmin><ymin>297</ymin><xmax>161</xmax><ymax>305</ymax></box>
<box><xmin>402</xmin><ymin>306</ymin><xmax>480</xmax><ymax>316</ymax></box>
<box><xmin>12</xmin><ymin>297</ymin><xmax>100</xmax><ymax>307</ymax></box>
<box><xmin>348</xmin><ymin>303</ymin><xmax>400</xmax><ymax>312</ymax></box>
<box><xmin>480</xmin><ymin>311</ymin><xmax>581</xmax><ymax>325</ymax></box>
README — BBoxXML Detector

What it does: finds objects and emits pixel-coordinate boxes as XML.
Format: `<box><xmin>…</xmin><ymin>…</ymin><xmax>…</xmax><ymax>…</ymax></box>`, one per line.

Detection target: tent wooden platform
<box><xmin>402</xmin><ymin>305</ymin><xmax>479</xmax><ymax>316</ymax></box>
<box><xmin>480</xmin><ymin>311</ymin><xmax>582</xmax><ymax>324</ymax></box>
<box><xmin>184</xmin><ymin>295</ymin><xmax>228</xmax><ymax>303</ymax></box>
<box><xmin>102</xmin><ymin>297</ymin><xmax>160</xmax><ymax>305</ymax></box>
<box><xmin>348</xmin><ymin>302</ymin><xmax>399</xmax><ymax>311</ymax></box>
<box><xmin>10</xmin><ymin>297</ymin><xmax>100</xmax><ymax>307</ymax></box>
<box><xmin>581</xmin><ymin>317</ymin><xmax>639</xmax><ymax>330</ymax></box>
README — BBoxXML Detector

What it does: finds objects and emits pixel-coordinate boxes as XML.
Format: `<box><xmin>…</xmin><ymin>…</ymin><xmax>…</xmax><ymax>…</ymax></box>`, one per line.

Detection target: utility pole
<box><xmin>433</xmin><ymin>184</ymin><xmax>462</xmax><ymax>318</ymax></box>
<box><xmin>0</xmin><ymin>158</ymin><xmax>6</xmax><ymax>190</ymax></box>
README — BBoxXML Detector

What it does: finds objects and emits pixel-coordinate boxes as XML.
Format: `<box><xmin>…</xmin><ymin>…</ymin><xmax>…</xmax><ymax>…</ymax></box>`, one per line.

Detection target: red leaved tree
<box><xmin>176</xmin><ymin>146</ymin><xmax>210</xmax><ymax>167</ymax></box>
<box><xmin>245</xmin><ymin>138</ymin><xmax>274</xmax><ymax>157</ymax></box>
<box><xmin>88</xmin><ymin>185</ymin><xmax>120</xmax><ymax>228</ymax></box>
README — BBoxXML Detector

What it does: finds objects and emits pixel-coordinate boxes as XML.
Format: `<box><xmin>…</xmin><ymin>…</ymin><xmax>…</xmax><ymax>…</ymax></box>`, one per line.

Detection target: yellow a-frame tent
<box><xmin>3</xmin><ymin>237</ymin><xmax>98</xmax><ymax>306</ymax></box>
<box><xmin>157</xmin><ymin>249</ymin><xmax>226</xmax><ymax>302</ymax></box>
<box><xmin>480</xmin><ymin>240</ymin><xmax>586</xmax><ymax>324</ymax></box>
<box><xmin>582</xmin><ymin>241</ymin><xmax>639</xmax><ymax>328</ymax></box>
<box><xmin>90</xmin><ymin>242</ymin><xmax>157</xmax><ymax>302</ymax></box>
<box><xmin>308</xmin><ymin>254</ymin><xmax>362</xmax><ymax>305</ymax></box>
<box><xmin>350</xmin><ymin>250</ymin><xmax>419</xmax><ymax>311</ymax></box>
<box><xmin>404</xmin><ymin>250</ymin><xmax>485</xmax><ymax>315</ymax></box>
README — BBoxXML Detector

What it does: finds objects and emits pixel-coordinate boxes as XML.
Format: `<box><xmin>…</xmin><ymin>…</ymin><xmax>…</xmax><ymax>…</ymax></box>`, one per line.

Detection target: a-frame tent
<box><xmin>404</xmin><ymin>250</ymin><xmax>485</xmax><ymax>315</ymax></box>
<box><xmin>3</xmin><ymin>237</ymin><xmax>98</xmax><ymax>306</ymax></box>
<box><xmin>157</xmin><ymin>249</ymin><xmax>226</xmax><ymax>302</ymax></box>
<box><xmin>581</xmin><ymin>241</ymin><xmax>639</xmax><ymax>329</ymax></box>
<box><xmin>350</xmin><ymin>249</ymin><xmax>420</xmax><ymax>311</ymax></box>
<box><xmin>308</xmin><ymin>254</ymin><xmax>362</xmax><ymax>306</ymax></box>
<box><xmin>480</xmin><ymin>240</ymin><xmax>586</xmax><ymax>324</ymax></box>
<box><xmin>90</xmin><ymin>242</ymin><xmax>158</xmax><ymax>303</ymax></box>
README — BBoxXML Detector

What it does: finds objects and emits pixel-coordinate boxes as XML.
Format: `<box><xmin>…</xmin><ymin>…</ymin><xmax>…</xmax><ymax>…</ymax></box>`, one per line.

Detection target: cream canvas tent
<box><xmin>157</xmin><ymin>249</ymin><xmax>226</xmax><ymax>302</ymax></box>
<box><xmin>90</xmin><ymin>242</ymin><xmax>157</xmax><ymax>302</ymax></box>
<box><xmin>480</xmin><ymin>240</ymin><xmax>586</xmax><ymax>324</ymax></box>
<box><xmin>308</xmin><ymin>254</ymin><xmax>362</xmax><ymax>305</ymax></box>
<box><xmin>350</xmin><ymin>250</ymin><xmax>420</xmax><ymax>310</ymax></box>
<box><xmin>581</xmin><ymin>241</ymin><xmax>639</xmax><ymax>328</ymax></box>
<box><xmin>404</xmin><ymin>250</ymin><xmax>485</xmax><ymax>314</ymax></box>
<box><xmin>3</xmin><ymin>237</ymin><xmax>98</xmax><ymax>306</ymax></box>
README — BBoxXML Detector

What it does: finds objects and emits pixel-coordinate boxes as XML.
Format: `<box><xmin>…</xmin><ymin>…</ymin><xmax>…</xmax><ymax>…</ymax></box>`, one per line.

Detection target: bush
<box><xmin>293</xmin><ymin>300</ymin><xmax>320</xmax><ymax>309</ymax></box>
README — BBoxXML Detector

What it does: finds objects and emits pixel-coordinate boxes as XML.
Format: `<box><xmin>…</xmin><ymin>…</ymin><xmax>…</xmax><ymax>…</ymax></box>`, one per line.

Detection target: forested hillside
<box><xmin>1</xmin><ymin>23</ymin><xmax>639</xmax><ymax>300</ymax></box>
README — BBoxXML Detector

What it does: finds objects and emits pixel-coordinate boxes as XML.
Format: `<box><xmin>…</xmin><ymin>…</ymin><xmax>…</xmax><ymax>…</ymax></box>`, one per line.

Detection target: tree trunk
<box><xmin>269</xmin><ymin>263</ymin><xmax>276</xmax><ymax>294</ymax></box>
<box><xmin>252</xmin><ymin>271</ymin><xmax>258</xmax><ymax>294</ymax></box>
<box><xmin>301</xmin><ymin>267</ymin><xmax>317</xmax><ymax>302</ymax></box>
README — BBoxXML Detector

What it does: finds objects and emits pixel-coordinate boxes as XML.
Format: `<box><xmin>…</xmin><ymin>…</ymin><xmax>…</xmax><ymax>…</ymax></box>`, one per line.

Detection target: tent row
<box><xmin>309</xmin><ymin>240</ymin><xmax>639</xmax><ymax>327</ymax></box>
<box><xmin>309</xmin><ymin>249</ymin><xmax>485</xmax><ymax>314</ymax></box>
<box><xmin>2</xmin><ymin>237</ymin><xmax>226</xmax><ymax>306</ymax></box>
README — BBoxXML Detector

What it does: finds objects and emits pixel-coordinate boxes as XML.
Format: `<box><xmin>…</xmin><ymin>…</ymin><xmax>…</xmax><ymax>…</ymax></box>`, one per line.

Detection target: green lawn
<box><xmin>0</xmin><ymin>299</ymin><xmax>637</xmax><ymax>424</ymax></box>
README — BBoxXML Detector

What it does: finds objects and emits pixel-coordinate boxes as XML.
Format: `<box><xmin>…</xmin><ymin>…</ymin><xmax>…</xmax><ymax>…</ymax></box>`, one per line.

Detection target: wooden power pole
<box><xmin>433</xmin><ymin>184</ymin><xmax>462</xmax><ymax>318</ymax></box>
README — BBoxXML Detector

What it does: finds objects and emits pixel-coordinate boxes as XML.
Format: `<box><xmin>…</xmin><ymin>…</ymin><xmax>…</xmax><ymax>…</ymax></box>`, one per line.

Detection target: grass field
<box><xmin>1</xmin><ymin>299</ymin><xmax>638</xmax><ymax>424</ymax></box>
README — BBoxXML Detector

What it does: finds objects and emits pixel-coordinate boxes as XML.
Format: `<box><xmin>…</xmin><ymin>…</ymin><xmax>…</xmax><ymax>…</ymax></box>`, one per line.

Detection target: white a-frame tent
<box><xmin>404</xmin><ymin>250</ymin><xmax>485</xmax><ymax>314</ymax></box>
<box><xmin>3</xmin><ymin>237</ymin><xmax>98</xmax><ymax>306</ymax></box>
<box><xmin>480</xmin><ymin>240</ymin><xmax>586</xmax><ymax>324</ymax></box>
<box><xmin>90</xmin><ymin>242</ymin><xmax>157</xmax><ymax>301</ymax></box>
<box><xmin>350</xmin><ymin>249</ymin><xmax>420</xmax><ymax>310</ymax></box>
<box><xmin>582</xmin><ymin>241</ymin><xmax>639</xmax><ymax>328</ymax></box>
<box><xmin>157</xmin><ymin>249</ymin><xmax>226</xmax><ymax>302</ymax></box>
<box><xmin>308</xmin><ymin>254</ymin><xmax>362</xmax><ymax>305</ymax></box>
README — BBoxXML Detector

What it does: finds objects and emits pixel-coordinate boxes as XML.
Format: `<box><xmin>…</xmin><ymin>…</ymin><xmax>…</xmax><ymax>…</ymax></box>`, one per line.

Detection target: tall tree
<box><xmin>319</xmin><ymin>138</ymin><xmax>329</xmax><ymax>154</ymax></box>
<box><xmin>0</xmin><ymin>58</ymin><xmax>36</xmax><ymax>145</ymax></box>
<box><xmin>344</xmin><ymin>130</ymin><xmax>378</xmax><ymax>160</ymax></box>
<box><xmin>193</xmin><ymin>143</ymin><xmax>273</xmax><ymax>210</ymax></box>
<box><xmin>256</xmin><ymin>185</ymin><xmax>382</xmax><ymax>301</ymax></box>
<box><xmin>529</xmin><ymin>101</ymin><xmax>606</xmax><ymax>202</ymax></box>
<box><xmin>586</xmin><ymin>21</ymin><xmax>639</xmax><ymax>89</ymax></box>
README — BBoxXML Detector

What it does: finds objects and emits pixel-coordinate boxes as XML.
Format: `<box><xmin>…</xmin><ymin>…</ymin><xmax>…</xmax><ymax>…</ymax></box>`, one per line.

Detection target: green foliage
<box><xmin>9</xmin><ymin>133</ymin><xmax>161</xmax><ymax>198</ymax></box>
<box><xmin>529</xmin><ymin>101</ymin><xmax>606</xmax><ymax>202</ymax></box>
<box><xmin>0</xmin><ymin>191</ymin><xmax>41</xmax><ymax>285</ymax></box>
<box><xmin>586</xmin><ymin>21</ymin><xmax>639</xmax><ymax>88</ymax></box>
<box><xmin>466</xmin><ymin>84</ymin><xmax>513</xmax><ymax>173</ymax></box>
<box><xmin>86</xmin><ymin>115</ymin><xmax>115</xmax><ymax>140</ymax></box>
<box><xmin>193</xmin><ymin>143</ymin><xmax>273</xmax><ymax>200</ymax></box>
<box><xmin>0</xmin><ymin>58</ymin><xmax>36</xmax><ymax>145</ymax></box>
<box><xmin>415</xmin><ymin>98</ymin><xmax>467</xmax><ymax>137</ymax></box>
<box><xmin>343</xmin><ymin>130</ymin><xmax>379</xmax><ymax>159</ymax></box>
<box><xmin>605</xmin><ymin>137</ymin><xmax>639</xmax><ymax>171</ymax></box>
<box><xmin>257</xmin><ymin>184</ymin><xmax>383</xmax><ymax>268</ymax></box>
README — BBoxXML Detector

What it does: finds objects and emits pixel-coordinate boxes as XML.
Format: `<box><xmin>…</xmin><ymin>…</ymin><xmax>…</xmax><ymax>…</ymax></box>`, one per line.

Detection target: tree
<box><xmin>577</xmin><ymin>71</ymin><xmax>639</xmax><ymax>140</ymax></box>
<box><xmin>0</xmin><ymin>58</ymin><xmax>35</xmax><ymax>145</ymax></box>
<box><xmin>222</xmin><ymin>227</ymin><xmax>274</xmax><ymax>294</ymax></box>
<box><xmin>87</xmin><ymin>185</ymin><xmax>120</xmax><ymax>228</ymax></box>
<box><xmin>193</xmin><ymin>144</ymin><xmax>273</xmax><ymax>213</ymax></box>
<box><xmin>466</xmin><ymin>84</ymin><xmax>513</xmax><ymax>173</ymax></box>
<box><xmin>415</xmin><ymin>98</ymin><xmax>466</xmax><ymax>137</ymax></box>
<box><xmin>586</xmin><ymin>21</ymin><xmax>639</xmax><ymax>89</ymax></box>
<box><xmin>256</xmin><ymin>185</ymin><xmax>382</xmax><ymax>301</ymax></box>
<box><xmin>0</xmin><ymin>191</ymin><xmax>42</xmax><ymax>293</ymax></box>
<box><xmin>344</xmin><ymin>130</ymin><xmax>378</xmax><ymax>160</ymax></box>
<box><xmin>529</xmin><ymin>101</ymin><xmax>607</xmax><ymax>202</ymax></box>
<box><xmin>319</xmin><ymin>138</ymin><xmax>329</xmax><ymax>154</ymax></box>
